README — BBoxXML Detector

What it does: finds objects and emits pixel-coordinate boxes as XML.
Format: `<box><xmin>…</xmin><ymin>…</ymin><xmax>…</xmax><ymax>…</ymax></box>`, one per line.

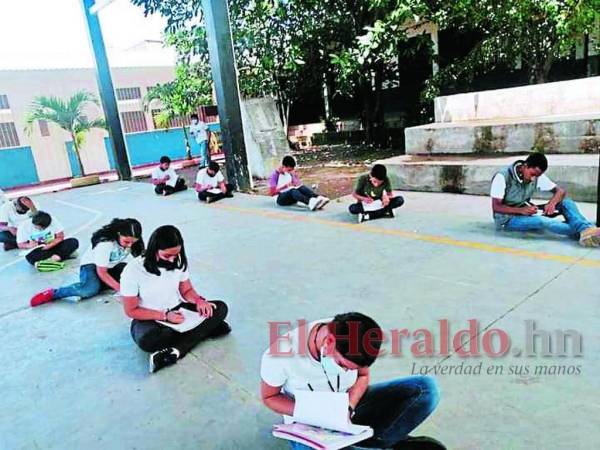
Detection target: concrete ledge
<box><xmin>380</xmin><ymin>154</ymin><xmax>599</xmax><ymax>202</ymax></box>
<box><xmin>434</xmin><ymin>77</ymin><xmax>600</xmax><ymax>123</ymax></box>
<box><xmin>405</xmin><ymin>117</ymin><xmax>600</xmax><ymax>155</ymax></box>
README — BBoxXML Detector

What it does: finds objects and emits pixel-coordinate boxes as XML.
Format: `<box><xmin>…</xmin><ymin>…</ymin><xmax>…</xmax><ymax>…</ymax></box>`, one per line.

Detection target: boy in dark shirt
<box><xmin>349</xmin><ymin>164</ymin><xmax>404</xmax><ymax>223</ymax></box>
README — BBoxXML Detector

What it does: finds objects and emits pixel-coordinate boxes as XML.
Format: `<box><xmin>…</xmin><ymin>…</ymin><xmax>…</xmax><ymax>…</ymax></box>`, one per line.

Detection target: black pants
<box><xmin>130</xmin><ymin>300</ymin><xmax>228</xmax><ymax>357</ymax></box>
<box><xmin>349</xmin><ymin>196</ymin><xmax>404</xmax><ymax>219</ymax></box>
<box><xmin>0</xmin><ymin>230</ymin><xmax>18</xmax><ymax>249</ymax></box>
<box><xmin>25</xmin><ymin>238</ymin><xmax>79</xmax><ymax>265</ymax></box>
<box><xmin>155</xmin><ymin>178</ymin><xmax>187</xmax><ymax>195</ymax></box>
<box><xmin>277</xmin><ymin>185</ymin><xmax>318</xmax><ymax>206</ymax></box>
<box><xmin>197</xmin><ymin>183</ymin><xmax>234</xmax><ymax>202</ymax></box>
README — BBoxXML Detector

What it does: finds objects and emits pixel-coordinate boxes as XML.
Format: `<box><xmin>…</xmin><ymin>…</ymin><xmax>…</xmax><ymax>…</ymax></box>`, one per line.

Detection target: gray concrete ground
<box><xmin>1</xmin><ymin>181</ymin><xmax>599</xmax><ymax>450</ymax></box>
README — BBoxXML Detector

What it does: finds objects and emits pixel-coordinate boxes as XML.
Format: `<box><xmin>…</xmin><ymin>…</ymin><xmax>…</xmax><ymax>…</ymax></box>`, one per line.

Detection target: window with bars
<box><xmin>0</xmin><ymin>122</ymin><xmax>20</xmax><ymax>148</ymax></box>
<box><xmin>116</xmin><ymin>87</ymin><xmax>142</xmax><ymax>101</ymax></box>
<box><xmin>0</xmin><ymin>95</ymin><xmax>9</xmax><ymax>110</ymax></box>
<box><xmin>151</xmin><ymin>109</ymin><xmax>190</xmax><ymax>129</ymax></box>
<box><xmin>39</xmin><ymin>120</ymin><xmax>50</xmax><ymax>137</ymax></box>
<box><xmin>121</xmin><ymin>111</ymin><xmax>148</xmax><ymax>133</ymax></box>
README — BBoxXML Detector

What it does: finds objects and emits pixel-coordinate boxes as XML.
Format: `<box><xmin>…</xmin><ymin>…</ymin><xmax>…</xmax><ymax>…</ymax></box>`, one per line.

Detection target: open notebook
<box><xmin>362</xmin><ymin>200</ymin><xmax>383</xmax><ymax>212</ymax></box>
<box><xmin>157</xmin><ymin>307</ymin><xmax>206</xmax><ymax>333</ymax></box>
<box><xmin>272</xmin><ymin>391</ymin><xmax>373</xmax><ymax>450</ymax></box>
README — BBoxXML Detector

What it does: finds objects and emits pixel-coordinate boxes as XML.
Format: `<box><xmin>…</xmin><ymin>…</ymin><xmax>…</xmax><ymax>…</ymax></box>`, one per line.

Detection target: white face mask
<box><xmin>320</xmin><ymin>346</ymin><xmax>346</xmax><ymax>376</ymax></box>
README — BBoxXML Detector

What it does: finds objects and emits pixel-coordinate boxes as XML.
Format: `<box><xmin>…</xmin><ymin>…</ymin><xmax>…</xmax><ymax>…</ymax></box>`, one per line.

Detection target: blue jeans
<box><xmin>290</xmin><ymin>376</ymin><xmax>440</xmax><ymax>449</ymax></box>
<box><xmin>504</xmin><ymin>198</ymin><xmax>593</xmax><ymax>239</ymax></box>
<box><xmin>196</xmin><ymin>140</ymin><xmax>208</xmax><ymax>165</ymax></box>
<box><xmin>53</xmin><ymin>263</ymin><xmax>125</xmax><ymax>300</ymax></box>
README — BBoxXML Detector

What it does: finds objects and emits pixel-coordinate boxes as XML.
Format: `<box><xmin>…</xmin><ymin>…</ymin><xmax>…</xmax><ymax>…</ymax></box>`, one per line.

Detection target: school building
<box><xmin>0</xmin><ymin>42</ymin><xmax>218</xmax><ymax>190</ymax></box>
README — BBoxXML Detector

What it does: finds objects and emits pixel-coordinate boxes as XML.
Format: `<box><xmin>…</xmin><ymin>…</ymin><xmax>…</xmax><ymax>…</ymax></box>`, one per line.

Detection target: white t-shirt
<box><xmin>0</xmin><ymin>201</ymin><xmax>34</xmax><ymax>228</ymax></box>
<box><xmin>276</xmin><ymin>172</ymin><xmax>293</xmax><ymax>193</ymax></box>
<box><xmin>260</xmin><ymin>319</ymin><xmax>358</xmax><ymax>399</ymax></box>
<box><xmin>151</xmin><ymin>166</ymin><xmax>178</xmax><ymax>188</ymax></box>
<box><xmin>490</xmin><ymin>173</ymin><xmax>557</xmax><ymax>199</ymax></box>
<box><xmin>190</xmin><ymin>121</ymin><xmax>208</xmax><ymax>143</ymax></box>
<box><xmin>196</xmin><ymin>168</ymin><xmax>224</xmax><ymax>189</ymax></box>
<box><xmin>120</xmin><ymin>257</ymin><xmax>190</xmax><ymax>311</ymax></box>
<box><xmin>17</xmin><ymin>218</ymin><xmax>64</xmax><ymax>244</ymax></box>
<box><xmin>80</xmin><ymin>241</ymin><xmax>131</xmax><ymax>268</ymax></box>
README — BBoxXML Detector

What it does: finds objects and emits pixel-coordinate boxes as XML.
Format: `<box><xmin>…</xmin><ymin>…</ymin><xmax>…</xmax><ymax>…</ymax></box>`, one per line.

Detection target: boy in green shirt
<box><xmin>349</xmin><ymin>164</ymin><xmax>404</xmax><ymax>223</ymax></box>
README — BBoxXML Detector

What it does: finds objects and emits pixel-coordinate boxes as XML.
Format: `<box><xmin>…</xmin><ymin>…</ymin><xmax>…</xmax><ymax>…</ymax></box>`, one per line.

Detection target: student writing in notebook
<box><xmin>30</xmin><ymin>218</ymin><xmax>143</xmax><ymax>307</ymax></box>
<box><xmin>121</xmin><ymin>225</ymin><xmax>231</xmax><ymax>373</ymax></box>
<box><xmin>151</xmin><ymin>156</ymin><xmax>188</xmax><ymax>196</ymax></box>
<box><xmin>260</xmin><ymin>312</ymin><xmax>444</xmax><ymax>449</ymax></box>
<box><xmin>269</xmin><ymin>156</ymin><xmax>329</xmax><ymax>211</ymax></box>
<box><xmin>195</xmin><ymin>161</ymin><xmax>234</xmax><ymax>203</ymax></box>
<box><xmin>349</xmin><ymin>164</ymin><xmax>404</xmax><ymax>223</ymax></box>
<box><xmin>17</xmin><ymin>211</ymin><xmax>79</xmax><ymax>267</ymax></box>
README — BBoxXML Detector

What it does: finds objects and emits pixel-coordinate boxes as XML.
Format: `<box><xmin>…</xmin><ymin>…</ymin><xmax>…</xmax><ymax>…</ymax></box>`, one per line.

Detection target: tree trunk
<box><xmin>71</xmin><ymin>133</ymin><xmax>86</xmax><ymax>177</ymax></box>
<box><xmin>182</xmin><ymin>126</ymin><xmax>192</xmax><ymax>159</ymax></box>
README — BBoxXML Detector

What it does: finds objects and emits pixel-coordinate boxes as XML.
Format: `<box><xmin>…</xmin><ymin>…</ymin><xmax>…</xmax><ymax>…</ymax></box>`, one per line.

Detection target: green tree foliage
<box><xmin>25</xmin><ymin>91</ymin><xmax>106</xmax><ymax>177</ymax></box>
<box><xmin>145</xmin><ymin>63</ymin><xmax>212</xmax><ymax>159</ymax></box>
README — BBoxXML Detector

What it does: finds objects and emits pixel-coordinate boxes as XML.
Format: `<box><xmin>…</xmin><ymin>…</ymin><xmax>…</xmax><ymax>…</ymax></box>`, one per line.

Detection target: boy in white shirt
<box><xmin>0</xmin><ymin>196</ymin><xmax>37</xmax><ymax>251</ymax></box>
<box><xmin>151</xmin><ymin>156</ymin><xmax>187</xmax><ymax>196</ymax></box>
<box><xmin>195</xmin><ymin>161</ymin><xmax>234</xmax><ymax>203</ymax></box>
<box><xmin>189</xmin><ymin>113</ymin><xmax>210</xmax><ymax>167</ymax></box>
<box><xmin>17</xmin><ymin>211</ymin><xmax>79</xmax><ymax>266</ymax></box>
<box><xmin>260</xmin><ymin>312</ymin><xmax>443</xmax><ymax>449</ymax></box>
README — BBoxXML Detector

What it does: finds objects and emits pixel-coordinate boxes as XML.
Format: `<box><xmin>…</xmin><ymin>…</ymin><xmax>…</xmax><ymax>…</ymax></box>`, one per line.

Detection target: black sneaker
<box><xmin>388</xmin><ymin>208</ymin><xmax>396</xmax><ymax>218</ymax></box>
<box><xmin>394</xmin><ymin>436</ymin><xmax>446</xmax><ymax>450</ymax></box>
<box><xmin>149</xmin><ymin>347</ymin><xmax>180</xmax><ymax>374</ymax></box>
<box><xmin>209</xmin><ymin>321</ymin><xmax>232</xmax><ymax>339</ymax></box>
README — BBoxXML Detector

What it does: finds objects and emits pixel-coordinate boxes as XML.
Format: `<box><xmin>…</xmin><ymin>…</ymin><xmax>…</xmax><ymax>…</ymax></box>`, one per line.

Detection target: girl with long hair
<box><xmin>30</xmin><ymin>218</ymin><xmax>144</xmax><ymax>307</ymax></box>
<box><xmin>121</xmin><ymin>225</ymin><xmax>230</xmax><ymax>373</ymax></box>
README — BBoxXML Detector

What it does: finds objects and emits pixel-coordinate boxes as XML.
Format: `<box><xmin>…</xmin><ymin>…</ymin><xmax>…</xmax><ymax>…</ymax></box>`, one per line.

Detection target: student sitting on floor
<box><xmin>269</xmin><ymin>156</ymin><xmax>329</xmax><ymax>211</ymax></box>
<box><xmin>151</xmin><ymin>156</ymin><xmax>187</xmax><ymax>196</ymax></box>
<box><xmin>349</xmin><ymin>164</ymin><xmax>404</xmax><ymax>223</ymax></box>
<box><xmin>195</xmin><ymin>161</ymin><xmax>234</xmax><ymax>203</ymax></box>
<box><xmin>29</xmin><ymin>218</ymin><xmax>144</xmax><ymax>307</ymax></box>
<box><xmin>121</xmin><ymin>225</ymin><xmax>231</xmax><ymax>373</ymax></box>
<box><xmin>17</xmin><ymin>211</ymin><xmax>79</xmax><ymax>268</ymax></box>
<box><xmin>260</xmin><ymin>312</ymin><xmax>444</xmax><ymax>450</ymax></box>
<box><xmin>491</xmin><ymin>152</ymin><xmax>600</xmax><ymax>247</ymax></box>
<box><xmin>0</xmin><ymin>196</ymin><xmax>38</xmax><ymax>251</ymax></box>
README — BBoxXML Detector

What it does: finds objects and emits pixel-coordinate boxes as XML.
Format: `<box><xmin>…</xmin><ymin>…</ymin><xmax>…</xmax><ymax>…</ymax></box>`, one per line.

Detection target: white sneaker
<box><xmin>358</xmin><ymin>213</ymin><xmax>369</xmax><ymax>223</ymax></box>
<box><xmin>308</xmin><ymin>197</ymin><xmax>319</xmax><ymax>211</ymax></box>
<box><xmin>316</xmin><ymin>196</ymin><xmax>330</xmax><ymax>210</ymax></box>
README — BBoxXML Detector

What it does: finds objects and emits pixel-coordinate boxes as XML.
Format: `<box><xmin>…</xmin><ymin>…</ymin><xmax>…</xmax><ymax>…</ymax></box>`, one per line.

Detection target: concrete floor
<box><xmin>1</xmin><ymin>181</ymin><xmax>599</xmax><ymax>450</ymax></box>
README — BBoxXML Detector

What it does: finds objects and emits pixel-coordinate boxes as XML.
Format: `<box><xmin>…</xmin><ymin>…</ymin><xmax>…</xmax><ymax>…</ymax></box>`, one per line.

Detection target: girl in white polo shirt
<box><xmin>121</xmin><ymin>225</ymin><xmax>230</xmax><ymax>373</ymax></box>
<box><xmin>30</xmin><ymin>218</ymin><xmax>144</xmax><ymax>307</ymax></box>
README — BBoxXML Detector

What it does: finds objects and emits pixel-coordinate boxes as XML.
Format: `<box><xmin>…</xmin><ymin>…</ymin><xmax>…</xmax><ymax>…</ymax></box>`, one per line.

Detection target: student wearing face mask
<box><xmin>17</xmin><ymin>211</ymin><xmax>79</xmax><ymax>267</ymax></box>
<box><xmin>189</xmin><ymin>113</ymin><xmax>210</xmax><ymax>167</ymax></box>
<box><xmin>121</xmin><ymin>225</ymin><xmax>231</xmax><ymax>373</ymax></box>
<box><xmin>0</xmin><ymin>196</ymin><xmax>38</xmax><ymax>251</ymax></box>
<box><xmin>30</xmin><ymin>218</ymin><xmax>144</xmax><ymax>307</ymax></box>
<box><xmin>260</xmin><ymin>313</ymin><xmax>444</xmax><ymax>450</ymax></box>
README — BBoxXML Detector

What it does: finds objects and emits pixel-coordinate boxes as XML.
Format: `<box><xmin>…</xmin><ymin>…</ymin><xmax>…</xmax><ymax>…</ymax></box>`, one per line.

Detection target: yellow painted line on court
<box><xmin>210</xmin><ymin>203</ymin><xmax>600</xmax><ymax>268</ymax></box>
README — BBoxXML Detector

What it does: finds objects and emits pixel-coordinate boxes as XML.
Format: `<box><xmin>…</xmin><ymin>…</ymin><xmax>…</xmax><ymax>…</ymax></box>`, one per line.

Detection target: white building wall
<box><xmin>0</xmin><ymin>65</ymin><xmax>175</xmax><ymax>182</ymax></box>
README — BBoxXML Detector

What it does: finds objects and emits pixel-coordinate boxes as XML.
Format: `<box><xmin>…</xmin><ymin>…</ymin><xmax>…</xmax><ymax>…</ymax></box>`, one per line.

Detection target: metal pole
<box><xmin>81</xmin><ymin>0</ymin><xmax>131</xmax><ymax>180</ymax></box>
<box><xmin>201</xmin><ymin>0</ymin><xmax>251</xmax><ymax>191</ymax></box>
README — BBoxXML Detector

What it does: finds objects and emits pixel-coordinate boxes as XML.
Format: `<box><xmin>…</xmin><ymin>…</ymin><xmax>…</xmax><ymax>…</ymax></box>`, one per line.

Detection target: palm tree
<box><xmin>25</xmin><ymin>91</ymin><xmax>106</xmax><ymax>177</ymax></box>
<box><xmin>145</xmin><ymin>84</ymin><xmax>195</xmax><ymax>160</ymax></box>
